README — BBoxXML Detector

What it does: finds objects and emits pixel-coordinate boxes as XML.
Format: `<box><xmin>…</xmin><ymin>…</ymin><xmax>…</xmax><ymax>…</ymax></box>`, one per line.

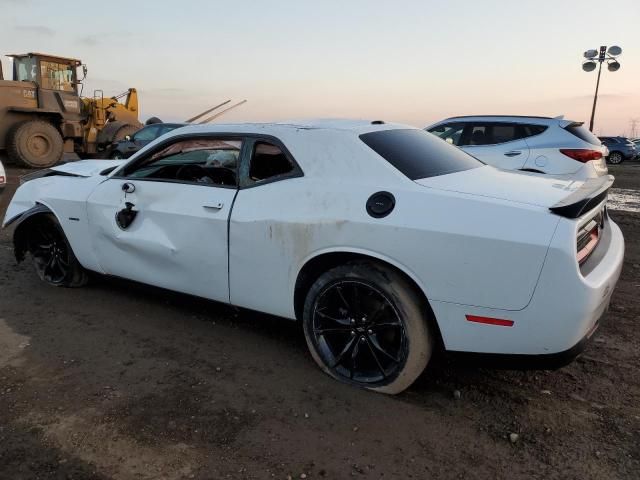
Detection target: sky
<box><xmin>1</xmin><ymin>0</ymin><xmax>639</xmax><ymax>136</ymax></box>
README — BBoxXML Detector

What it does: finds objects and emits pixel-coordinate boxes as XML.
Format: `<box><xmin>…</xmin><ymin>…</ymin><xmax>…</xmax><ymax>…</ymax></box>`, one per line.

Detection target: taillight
<box><xmin>576</xmin><ymin>211</ymin><xmax>604</xmax><ymax>265</ymax></box>
<box><xmin>0</xmin><ymin>175</ymin><xmax>5</xmax><ymax>184</ymax></box>
<box><xmin>560</xmin><ymin>149</ymin><xmax>603</xmax><ymax>163</ymax></box>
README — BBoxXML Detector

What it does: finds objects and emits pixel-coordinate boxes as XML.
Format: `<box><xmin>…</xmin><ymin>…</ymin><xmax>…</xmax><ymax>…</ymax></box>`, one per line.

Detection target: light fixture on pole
<box><xmin>582</xmin><ymin>45</ymin><xmax>622</xmax><ymax>132</ymax></box>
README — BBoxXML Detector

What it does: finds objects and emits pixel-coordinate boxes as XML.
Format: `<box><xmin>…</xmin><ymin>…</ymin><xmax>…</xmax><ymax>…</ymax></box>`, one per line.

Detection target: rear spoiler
<box><xmin>550</xmin><ymin>175</ymin><xmax>614</xmax><ymax>219</ymax></box>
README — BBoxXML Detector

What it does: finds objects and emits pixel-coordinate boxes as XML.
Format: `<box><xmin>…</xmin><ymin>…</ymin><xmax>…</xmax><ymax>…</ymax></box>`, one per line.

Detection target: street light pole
<box><xmin>588</xmin><ymin>48</ymin><xmax>605</xmax><ymax>132</ymax></box>
<box><xmin>582</xmin><ymin>45</ymin><xmax>622</xmax><ymax>132</ymax></box>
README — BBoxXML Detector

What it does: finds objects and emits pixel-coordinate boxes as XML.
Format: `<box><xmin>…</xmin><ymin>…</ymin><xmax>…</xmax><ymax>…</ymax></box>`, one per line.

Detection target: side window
<box><xmin>521</xmin><ymin>124</ymin><xmax>548</xmax><ymax>138</ymax></box>
<box><xmin>427</xmin><ymin>123</ymin><xmax>466</xmax><ymax>146</ymax></box>
<box><xmin>133</xmin><ymin>126</ymin><xmax>160</xmax><ymax>142</ymax></box>
<box><xmin>463</xmin><ymin>124</ymin><xmax>491</xmax><ymax>146</ymax></box>
<box><xmin>122</xmin><ymin>138</ymin><xmax>241</xmax><ymax>187</ymax></box>
<box><xmin>491</xmin><ymin>124</ymin><xmax>519</xmax><ymax>144</ymax></box>
<box><xmin>462</xmin><ymin>123</ymin><xmax>521</xmax><ymax>146</ymax></box>
<box><xmin>40</xmin><ymin>61</ymin><xmax>75</xmax><ymax>92</ymax></box>
<box><xmin>249</xmin><ymin>141</ymin><xmax>295</xmax><ymax>182</ymax></box>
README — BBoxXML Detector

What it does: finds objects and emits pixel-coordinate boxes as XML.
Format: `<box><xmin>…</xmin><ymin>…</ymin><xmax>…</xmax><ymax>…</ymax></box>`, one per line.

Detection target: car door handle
<box><xmin>203</xmin><ymin>202</ymin><xmax>224</xmax><ymax>210</ymax></box>
<box><xmin>504</xmin><ymin>150</ymin><xmax>522</xmax><ymax>157</ymax></box>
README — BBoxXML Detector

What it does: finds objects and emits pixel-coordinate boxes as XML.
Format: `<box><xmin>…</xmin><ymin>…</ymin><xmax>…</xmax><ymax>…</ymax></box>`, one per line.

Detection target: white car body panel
<box><xmin>462</xmin><ymin>137</ymin><xmax>530</xmax><ymax>170</ymax></box>
<box><xmin>86</xmin><ymin>178</ymin><xmax>237</xmax><ymax>302</ymax></box>
<box><xmin>51</xmin><ymin>159</ymin><xmax>125</xmax><ymax>177</ymax></box>
<box><xmin>2</xmin><ymin>121</ymin><xmax>625</xmax><ymax>358</ymax></box>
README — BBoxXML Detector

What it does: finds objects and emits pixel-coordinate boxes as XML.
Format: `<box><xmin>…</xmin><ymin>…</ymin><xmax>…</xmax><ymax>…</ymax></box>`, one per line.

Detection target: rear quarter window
<box><xmin>360</xmin><ymin>128</ymin><xmax>483</xmax><ymax>180</ymax></box>
<box><xmin>566</xmin><ymin>123</ymin><xmax>602</xmax><ymax>145</ymax></box>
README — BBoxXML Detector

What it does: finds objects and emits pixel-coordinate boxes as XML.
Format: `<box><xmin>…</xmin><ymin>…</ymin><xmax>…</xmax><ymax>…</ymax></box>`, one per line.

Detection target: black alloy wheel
<box><xmin>24</xmin><ymin>214</ymin><xmax>88</xmax><ymax>287</ymax></box>
<box><xmin>303</xmin><ymin>261</ymin><xmax>433</xmax><ymax>394</ymax></box>
<box><xmin>311</xmin><ymin>280</ymin><xmax>407</xmax><ymax>384</ymax></box>
<box><xmin>29</xmin><ymin>220</ymin><xmax>72</xmax><ymax>284</ymax></box>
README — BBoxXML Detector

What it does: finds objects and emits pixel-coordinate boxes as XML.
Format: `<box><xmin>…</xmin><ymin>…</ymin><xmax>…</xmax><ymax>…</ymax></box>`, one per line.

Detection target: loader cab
<box><xmin>9</xmin><ymin>53</ymin><xmax>81</xmax><ymax>94</ymax></box>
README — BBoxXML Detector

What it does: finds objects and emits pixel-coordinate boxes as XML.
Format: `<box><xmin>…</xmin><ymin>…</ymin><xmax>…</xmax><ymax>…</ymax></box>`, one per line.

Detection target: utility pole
<box><xmin>630</xmin><ymin>118</ymin><xmax>639</xmax><ymax>139</ymax></box>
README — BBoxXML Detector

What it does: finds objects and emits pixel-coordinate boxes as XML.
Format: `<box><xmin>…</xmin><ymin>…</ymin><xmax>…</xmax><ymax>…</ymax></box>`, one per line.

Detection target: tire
<box><xmin>7</xmin><ymin>120</ymin><xmax>64</xmax><ymax>168</ymax></box>
<box><xmin>302</xmin><ymin>261</ymin><xmax>433</xmax><ymax>394</ymax></box>
<box><xmin>607</xmin><ymin>151</ymin><xmax>624</xmax><ymax>165</ymax></box>
<box><xmin>110</xmin><ymin>150</ymin><xmax>124</xmax><ymax>159</ymax></box>
<box><xmin>24</xmin><ymin>214</ymin><xmax>88</xmax><ymax>287</ymax></box>
<box><xmin>98</xmin><ymin>123</ymin><xmax>139</xmax><ymax>159</ymax></box>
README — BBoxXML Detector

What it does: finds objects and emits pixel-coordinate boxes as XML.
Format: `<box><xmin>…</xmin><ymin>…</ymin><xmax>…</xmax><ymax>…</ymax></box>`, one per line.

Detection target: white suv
<box><xmin>426</xmin><ymin>116</ymin><xmax>608</xmax><ymax>179</ymax></box>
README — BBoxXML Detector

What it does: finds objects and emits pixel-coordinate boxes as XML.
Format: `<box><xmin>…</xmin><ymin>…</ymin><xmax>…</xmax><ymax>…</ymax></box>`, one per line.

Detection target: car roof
<box><xmin>126</xmin><ymin>119</ymin><xmax>420</xmax><ymax>184</ymax></box>
<box><xmin>433</xmin><ymin>115</ymin><xmax>567</xmax><ymax>125</ymax></box>
<box><xmin>168</xmin><ymin>119</ymin><xmax>411</xmax><ymax>136</ymax></box>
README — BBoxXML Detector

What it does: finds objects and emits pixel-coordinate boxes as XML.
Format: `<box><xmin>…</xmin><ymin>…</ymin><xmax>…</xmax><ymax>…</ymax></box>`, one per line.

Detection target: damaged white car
<box><xmin>2</xmin><ymin>120</ymin><xmax>624</xmax><ymax>394</ymax></box>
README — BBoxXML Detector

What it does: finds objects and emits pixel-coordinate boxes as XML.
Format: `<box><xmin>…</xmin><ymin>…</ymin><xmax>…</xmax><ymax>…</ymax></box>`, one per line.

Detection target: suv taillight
<box><xmin>560</xmin><ymin>149</ymin><xmax>603</xmax><ymax>163</ymax></box>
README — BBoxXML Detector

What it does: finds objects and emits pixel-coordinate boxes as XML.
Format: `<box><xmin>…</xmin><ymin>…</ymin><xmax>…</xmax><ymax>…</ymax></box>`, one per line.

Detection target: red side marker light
<box><xmin>466</xmin><ymin>315</ymin><xmax>514</xmax><ymax>327</ymax></box>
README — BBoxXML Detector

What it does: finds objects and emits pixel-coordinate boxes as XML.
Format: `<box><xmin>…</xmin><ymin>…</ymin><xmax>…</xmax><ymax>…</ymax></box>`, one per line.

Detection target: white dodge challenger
<box><xmin>2</xmin><ymin>120</ymin><xmax>624</xmax><ymax>394</ymax></box>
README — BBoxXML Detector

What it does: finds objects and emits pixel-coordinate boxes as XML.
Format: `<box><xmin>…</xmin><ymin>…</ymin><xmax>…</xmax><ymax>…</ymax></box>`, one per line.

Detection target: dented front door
<box><xmin>86</xmin><ymin>178</ymin><xmax>236</xmax><ymax>302</ymax></box>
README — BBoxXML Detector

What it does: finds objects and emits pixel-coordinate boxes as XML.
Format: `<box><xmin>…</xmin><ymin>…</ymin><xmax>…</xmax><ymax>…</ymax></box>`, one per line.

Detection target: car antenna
<box><xmin>198</xmin><ymin>100</ymin><xmax>247</xmax><ymax>124</ymax></box>
<box><xmin>185</xmin><ymin>100</ymin><xmax>231</xmax><ymax>123</ymax></box>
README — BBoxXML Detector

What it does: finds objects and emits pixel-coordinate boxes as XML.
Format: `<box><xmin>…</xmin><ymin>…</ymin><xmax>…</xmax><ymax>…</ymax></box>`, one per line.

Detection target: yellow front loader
<box><xmin>0</xmin><ymin>52</ymin><xmax>142</xmax><ymax>168</ymax></box>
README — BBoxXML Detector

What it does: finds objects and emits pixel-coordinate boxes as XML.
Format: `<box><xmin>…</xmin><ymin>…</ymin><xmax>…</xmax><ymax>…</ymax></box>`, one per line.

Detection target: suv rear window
<box><xmin>566</xmin><ymin>123</ymin><xmax>601</xmax><ymax>145</ymax></box>
<box><xmin>360</xmin><ymin>128</ymin><xmax>482</xmax><ymax>180</ymax></box>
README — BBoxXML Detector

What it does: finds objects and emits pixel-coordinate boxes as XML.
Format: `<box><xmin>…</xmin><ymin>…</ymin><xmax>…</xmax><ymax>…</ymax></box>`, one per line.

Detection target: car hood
<box><xmin>51</xmin><ymin>159</ymin><xmax>126</xmax><ymax>177</ymax></box>
<box><xmin>415</xmin><ymin>165</ymin><xmax>587</xmax><ymax>208</ymax></box>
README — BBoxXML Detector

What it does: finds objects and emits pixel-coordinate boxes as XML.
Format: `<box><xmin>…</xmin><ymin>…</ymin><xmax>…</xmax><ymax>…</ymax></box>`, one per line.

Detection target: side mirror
<box><xmin>124</xmin><ymin>135</ymin><xmax>132</xmax><ymax>142</ymax></box>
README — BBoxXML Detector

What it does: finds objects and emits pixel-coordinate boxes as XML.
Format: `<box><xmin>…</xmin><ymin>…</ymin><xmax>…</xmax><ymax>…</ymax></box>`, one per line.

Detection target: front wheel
<box><xmin>25</xmin><ymin>214</ymin><xmax>88</xmax><ymax>287</ymax></box>
<box><xmin>302</xmin><ymin>261</ymin><xmax>433</xmax><ymax>394</ymax></box>
<box><xmin>110</xmin><ymin>151</ymin><xmax>124</xmax><ymax>159</ymax></box>
<box><xmin>607</xmin><ymin>151</ymin><xmax>624</xmax><ymax>164</ymax></box>
<box><xmin>7</xmin><ymin>120</ymin><xmax>63</xmax><ymax>168</ymax></box>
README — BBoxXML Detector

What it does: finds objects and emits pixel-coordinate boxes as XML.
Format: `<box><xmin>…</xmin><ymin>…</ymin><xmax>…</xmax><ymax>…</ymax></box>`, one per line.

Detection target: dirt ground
<box><xmin>0</xmin><ymin>163</ymin><xmax>638</xmax><ymax>480</ymax></box>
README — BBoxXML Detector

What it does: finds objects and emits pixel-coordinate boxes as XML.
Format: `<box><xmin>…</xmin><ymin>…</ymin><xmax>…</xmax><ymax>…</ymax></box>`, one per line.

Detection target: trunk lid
<box><xmin>415</xmin><ymin>165</ymin><xmax>609</xmax><ymax>210</ymax></box>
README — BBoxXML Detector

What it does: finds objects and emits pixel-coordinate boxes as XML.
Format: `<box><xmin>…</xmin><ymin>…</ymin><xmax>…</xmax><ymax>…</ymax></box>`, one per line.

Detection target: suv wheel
<box><xmin>608</xmin><ymin>151</ymin><xmax>624</xmax><ymax>165</ymax></box>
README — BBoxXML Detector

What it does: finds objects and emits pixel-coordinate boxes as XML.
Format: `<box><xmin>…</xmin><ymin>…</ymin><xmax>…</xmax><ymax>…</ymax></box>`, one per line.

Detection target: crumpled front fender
<box><xmin>6</xmin><ymin>203</ymin><xmax>54</xmax><ymax>262</ymax></box>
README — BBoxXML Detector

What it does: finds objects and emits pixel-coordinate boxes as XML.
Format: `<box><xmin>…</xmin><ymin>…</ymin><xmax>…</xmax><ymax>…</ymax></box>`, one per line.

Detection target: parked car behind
<box><xmin>3</xmin><ymin>120</ymin><xmax>624</xmax><ymax>394</ymax></box>
<box><xmin>0</xmin><ymin>159</ymin><xmax>5</xmax><ymax>194</ymax></box>
<box><xmin>110</xmin><ymin>122</ymin><xmax>185</xmax><ymax>159</ymax></box>
<box><xmin>599</xmin><ymin>136</ymin><xmax>637</xmax><ymax>164</ymax></box>
<box><xmin>426</xmin><ymin>116</ymin><xmax>608</xmax><ymax>179</ymax></box>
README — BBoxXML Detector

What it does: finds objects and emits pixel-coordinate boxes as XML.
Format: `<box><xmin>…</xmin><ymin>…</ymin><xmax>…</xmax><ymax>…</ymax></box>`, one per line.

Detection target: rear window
<box><xmin>360</xmin><ymin>128</ymin><xmax>483</xmax><ymax>180</ymax></box>
<box><xmin>566</xmin><ymin>123</ymin><xmax>601</xmax><ymax>145</ymax></box>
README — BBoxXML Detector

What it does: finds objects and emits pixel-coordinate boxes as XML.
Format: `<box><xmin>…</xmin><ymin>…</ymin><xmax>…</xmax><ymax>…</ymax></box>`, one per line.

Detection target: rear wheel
<box><xmin>607</xmin><ymin>151</ymin><xmax>624</xmax><ymax>164</ymax></box>
<box><xmin>302</xmin><ymin>261</ymin><xmax>433</xmax><ymax>394</ymax></box>
<box><xmin>25</xmin><ymin>214</ymin><xmax>88</xmax><ymax>287</ymax></box>
<box><xmin>8</xmin><ymin>120</ymin><xmax>63</xmax><ymax>168</ymax></box>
